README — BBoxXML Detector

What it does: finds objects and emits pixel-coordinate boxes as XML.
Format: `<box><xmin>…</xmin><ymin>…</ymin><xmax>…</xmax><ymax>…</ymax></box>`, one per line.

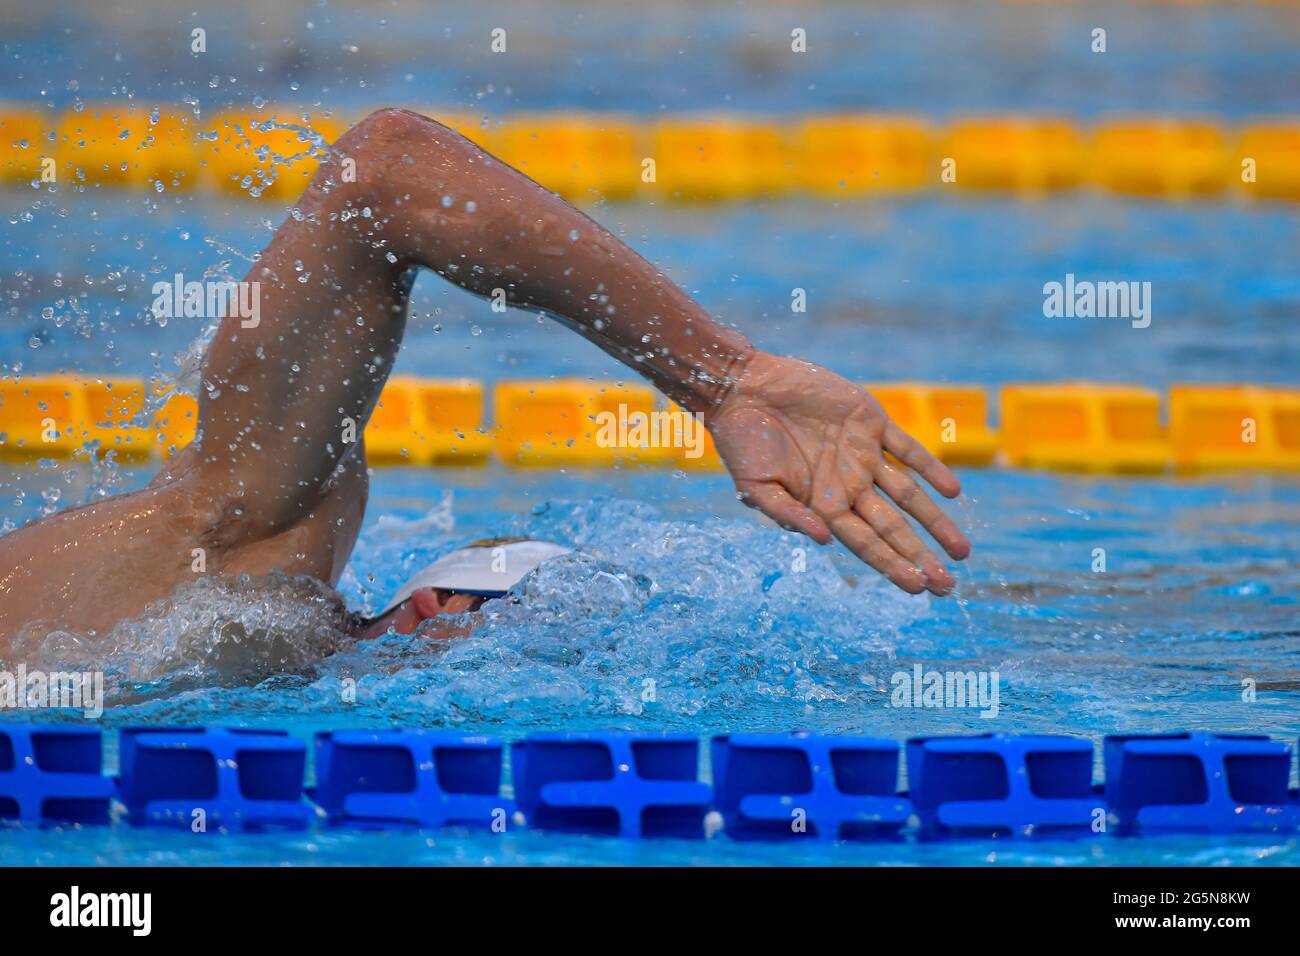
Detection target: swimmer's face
<box><xmin>416</xmin><ymin>587</ymin><xmax>489</xmax><ymax>617</ymax></box>
<box><xmin>355</xmin><ymin>587</ymin><xmax>488</xmax><ymax>640</ymax></box>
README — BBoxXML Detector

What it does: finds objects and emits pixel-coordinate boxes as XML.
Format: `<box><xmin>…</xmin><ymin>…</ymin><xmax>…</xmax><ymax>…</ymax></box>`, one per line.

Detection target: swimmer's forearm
<box><xmin>532</xmin><ymin>261</ymin><xmax>756</xmax><ymax>416</ymax></box>
<box><xmin>377</xmin><ymin>114</ymin><xmax>755</xmax><ymax>413</ymax></box>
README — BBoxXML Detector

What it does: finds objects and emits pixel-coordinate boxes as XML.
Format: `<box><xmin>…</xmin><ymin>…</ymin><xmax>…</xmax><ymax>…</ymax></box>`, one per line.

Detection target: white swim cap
<box><xmin>379</xmin><ymin>539</ymin><xmax>572</xmax><ymax>615</ymax></box>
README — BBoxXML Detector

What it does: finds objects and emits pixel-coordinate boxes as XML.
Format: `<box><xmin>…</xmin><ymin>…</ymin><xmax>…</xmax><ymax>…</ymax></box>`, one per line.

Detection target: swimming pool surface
<box><xmin>1</xmin><ymin>1</ymin><xmax>1299</xmax><ymax>865</ymax></box>
<box><xmin>3</xmin><ymin>198</ymin><xmax>1299</xmax><ymax>865</ymax></box>
<box><xmin>1</xmin><ymin>459</ymin><xmax>1298</xmax><ymax>865</ymax></box>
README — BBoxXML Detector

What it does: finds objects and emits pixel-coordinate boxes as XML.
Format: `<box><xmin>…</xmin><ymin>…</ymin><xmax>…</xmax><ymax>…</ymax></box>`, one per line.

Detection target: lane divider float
<box><xmin>2</xmin><ymin>375</ymin><xmax>1296</xmax><ymax>474</ymax></box>
<box><xmin>3</xmin><ymin>104</ymin><xmax>1299</xmax><ymax>202</ymax></box>
<box><xmin>3</xmin><ymin>725</ymin><xmax>1299</xmax><ymax>839</ymax></box>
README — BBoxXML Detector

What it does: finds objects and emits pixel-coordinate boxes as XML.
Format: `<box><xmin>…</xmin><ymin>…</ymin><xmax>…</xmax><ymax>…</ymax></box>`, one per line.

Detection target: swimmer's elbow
<box><xmin>337</xmin><ymin>108</ymin><xmax>473</xmax><ymax>165</ymax></box>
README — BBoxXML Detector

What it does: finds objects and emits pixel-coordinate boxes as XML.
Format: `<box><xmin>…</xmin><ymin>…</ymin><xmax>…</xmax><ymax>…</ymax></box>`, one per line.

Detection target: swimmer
<box><xmin>351</xmin><ymin>538</ymin><xmax>572</xmax><ymax>639</ymax></box>
<box><xmin>0</xmin><ymin>108</ymin><xmax>970</xmax><ymax>651</ymax></box>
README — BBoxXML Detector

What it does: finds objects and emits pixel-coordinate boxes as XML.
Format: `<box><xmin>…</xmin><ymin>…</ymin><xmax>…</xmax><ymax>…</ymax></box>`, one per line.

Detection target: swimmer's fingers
<box><xmin>883</xmin><ymin>422</ymin><xmax>962</xmax><ymax>498</ymax></box>
<box><xmin>828</xmin><ymin>512</ymin><xmax>927</xmax><ymax>594</ymax></box>
<box><xmin>853</xmin><ymin>489</ymin><xmax>954</xmax><ymax>595</ymax></box>
<box><xmin>875</xmin><ymin>460</ymin><xmax>972</xmax><ymax>561</ymax></box>
<box><xmin>735</xmin><ymin>479</ymin><xmax>831</xmax><ymax>544</ymax></box>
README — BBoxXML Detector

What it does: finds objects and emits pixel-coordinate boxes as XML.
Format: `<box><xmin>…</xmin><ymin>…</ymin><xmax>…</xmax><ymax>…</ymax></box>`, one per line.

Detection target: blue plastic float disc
<box><xmin>118</xmin><ymin>726</ymin><xmax>311</xmax><ymax>830</ymax></box>
<box><xmin>512</xmin><ymin>731</ymin><xmax>712</xmax><ymax>837</ymax></box>
<box><xmin>314</xmin><ymin>730</ymin><xmax>509</xmax><ymax>829</ymax></box>
<box><xmin>712</xmin><ymin>732</ymin><xmax>911</xmax><ymax>840</ymax></box>
<box><xmin>0</xmin><ymin>725</ymin><xmax>114</xmax><ymax>826</ymax></box>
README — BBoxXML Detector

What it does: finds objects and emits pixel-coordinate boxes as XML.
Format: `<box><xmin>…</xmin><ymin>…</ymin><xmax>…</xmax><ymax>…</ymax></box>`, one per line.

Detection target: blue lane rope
<box><xmin>0</xmin><ymin>725</ymin><xmax>114</xmax><ymax>826</ymax></box>
<box><xmin>118</xmin><ymin>727</ymin><xmax>313</xmax><ymax>830</ymax></box>
<box><xmin>713</xmin><ymin>734</ymin><xmax>911</xmax><ymax>839</ymax></box>
<box><xmin>314</xmin><ymin>730</ymin><xmax>508</xmax><ymax>830</ymax></box>
<box><xmin>2</xmin><ymin>726</ymin><xmax>1298</xmax><ymax>838</ymax></box>
<box><xmin>907</xmin><ymin>734</ymin><xmax>1098</xmax><ymax>836</ymax></box>
<box><xmin>513</xmin><ymin>732</ymin><xmax>712</xmax><ymax>838</ymax></box>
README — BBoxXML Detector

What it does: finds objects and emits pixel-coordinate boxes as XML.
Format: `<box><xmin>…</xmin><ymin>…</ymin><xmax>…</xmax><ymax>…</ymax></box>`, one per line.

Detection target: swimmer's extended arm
<box><xmin>363</xmin><ymin>114</ymin><xmax>752</xmax><ymax>416</ymax></box>
<box><xmin>0</xmin><ymin>109</ymin><xmax>967</xmax><ymax>647</ymax></box>
<box><xmin>188</xmin><ymin>109</ymin><xmax>966</xmax><ymax>600</ymax></box>
<box><xmin>355</xmin><ymin>111</ymin><xmax>970</xmax><ymax>593</ymax></box>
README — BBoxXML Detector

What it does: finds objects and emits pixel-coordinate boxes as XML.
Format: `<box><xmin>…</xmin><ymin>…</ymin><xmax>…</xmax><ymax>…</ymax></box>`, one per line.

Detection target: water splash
<box><xmin>7</xmin><ymin>573</ymin><xmax>351</xmax><ymax>698</ymax></box>
<box><xmin>0</xmin><ymin>496</ymin><xmax>923</xmax><ymax>727</ymax></box>
<box><xmin>80</xmin><ymin>496</ymin><xmax>925</xmax><ymax>731</ymax></box>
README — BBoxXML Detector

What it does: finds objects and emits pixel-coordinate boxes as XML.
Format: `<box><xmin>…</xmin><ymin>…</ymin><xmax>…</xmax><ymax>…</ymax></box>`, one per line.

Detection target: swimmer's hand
<box><xmin>706</xmin><ymin>352</ymin><xmax>971</xmax><ymax>595</ymax></box>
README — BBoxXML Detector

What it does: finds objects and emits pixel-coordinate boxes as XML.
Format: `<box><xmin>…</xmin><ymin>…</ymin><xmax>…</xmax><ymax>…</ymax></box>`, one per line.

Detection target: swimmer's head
<box><xmin>354</xmin><ymin>538</ymin><xmax>572</xmax><ymax>639</ymax></box>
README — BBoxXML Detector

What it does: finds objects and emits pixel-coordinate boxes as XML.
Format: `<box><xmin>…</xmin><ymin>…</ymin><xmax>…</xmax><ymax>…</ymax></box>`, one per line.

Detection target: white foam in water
<box><xmin>320</xmin><ymin>496</ymin><xmax>922</xmax><ymax>729</ymax></box>
<box><xmin>9</xmin><ymin>573</ymin><xmax>351</xmax><ymax>696</ymax></box>
<box><xmin>14</xmin><ymin>496</ymin><xmax>924</xmax><ymax>724</ymax></box>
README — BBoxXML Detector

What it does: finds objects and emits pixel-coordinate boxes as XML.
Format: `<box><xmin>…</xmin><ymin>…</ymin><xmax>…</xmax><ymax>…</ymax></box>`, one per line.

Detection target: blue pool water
<box><xmin>4</xmin><ymin>1</ymin><xmax>1300</xmax><ymax>117</ymax></box>
<box><xmin>6</xmin><ymin>196</ymin><xmax>1299</xmax><ymax>389</ymax></box>
<box><xmin>2</xmin><ymin>1</ymin><xmax>1299</xmax><ymax>865</ymax></box>
<box><xmin>3</xmin><ymin>186</ymin><xmax>1300</xmax><ymax>869</ymax></box>
<box><xmin>1</xmin><ymin>462</ymin><xmax>1298</xmax><ymax>864</ymax></box>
